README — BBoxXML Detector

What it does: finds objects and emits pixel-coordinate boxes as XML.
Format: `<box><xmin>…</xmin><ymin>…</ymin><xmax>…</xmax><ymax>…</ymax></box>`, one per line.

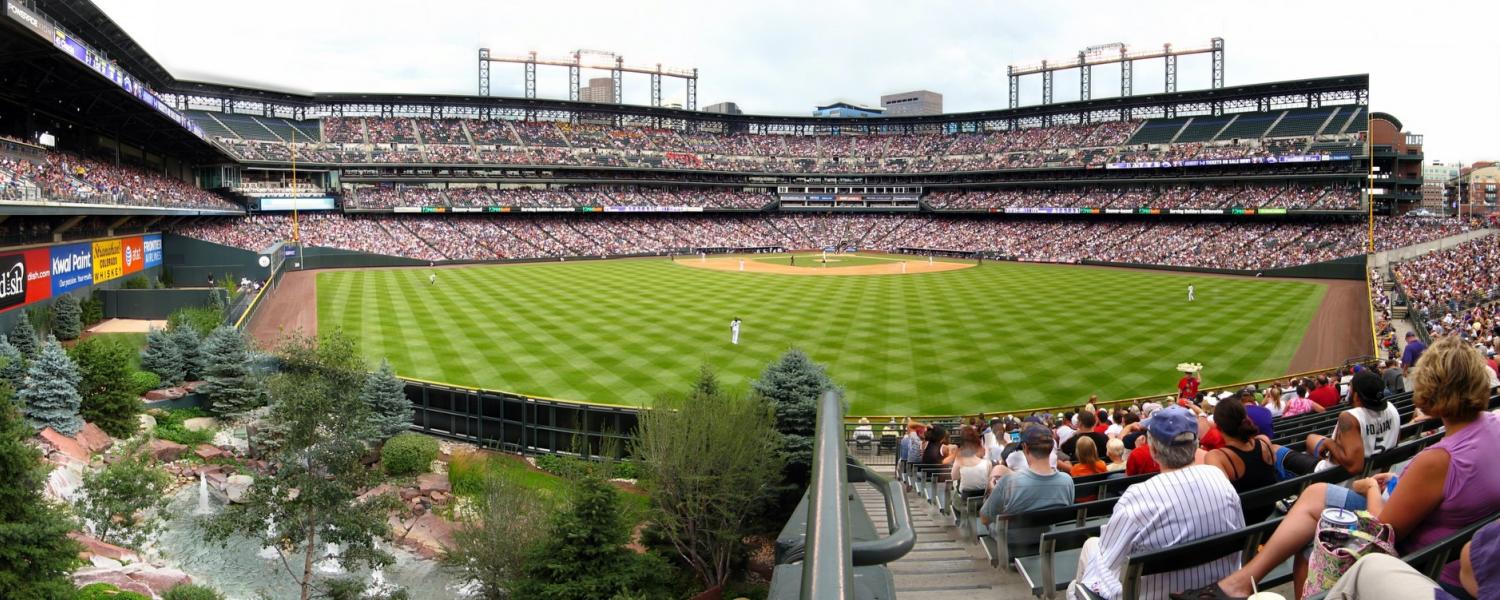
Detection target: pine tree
<box><xmin>18</xmin><ymin>336</ymin><xmax>83</xmax><ymax>436</ymax></box>
<box><xmin>71</xmin><ymin>337</ymin><xmax>142</xmax><ymax>439</ymax></box>
<box><xmin>0</xmin><ymin>396</ymin><xmax>81</xmax><ymax>599</ymax></box>
<box><xmin>169</xmin><ymin>325</ymin><xmax>204</xmax><ymax>381</ymax></box>
<box><xmin>199</xmin><ymin>326</ymin><xmax>262</xmax><ymax>418</ymax></box>
<box><xmin>0</xmin><ymin>336</ymin><xmax>24</xmax><ymax>394</ymax></box>
<box><xmin>751</xmin><ymin>348</ymin><xmax>839</xmax><ymax>514</ymax></box>
<box><xmin>7</xmin><ymin>321</ymin><xmax>37</xmax><ymax>360</ymax></box>
<box><xmin>361</xmin><ymin>360</ymin><xmax>411</xmax><ymax>442</ymax></box>
<box><xmin>50</xmin><ymin>294</ymin><xmax>82</xmax><ymax>341</ymax></box>
<box><xmin>141</xmin><ymin>328</ymin><xmax>185</xmax><ymax>385</ymax></box>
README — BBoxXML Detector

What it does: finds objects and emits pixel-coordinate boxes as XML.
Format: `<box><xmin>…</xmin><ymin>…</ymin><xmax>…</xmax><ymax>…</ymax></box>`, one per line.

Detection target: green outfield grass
<box><xmin>317</xmin><ymin>257</ymin><xmax>1328</xmax><ymax>415</ymax></box>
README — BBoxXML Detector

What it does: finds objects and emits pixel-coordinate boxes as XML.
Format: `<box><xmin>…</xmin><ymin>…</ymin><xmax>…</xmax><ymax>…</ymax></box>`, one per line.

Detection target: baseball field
<box><xmin>311</xmin><ymin>253</ymin><xmax>1347</xmax><ymax>416</ymax></box>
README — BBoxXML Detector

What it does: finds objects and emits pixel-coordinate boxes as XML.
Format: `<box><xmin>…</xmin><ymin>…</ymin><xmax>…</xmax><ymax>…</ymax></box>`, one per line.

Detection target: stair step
<box><xmin>888</xmin><ymin>560</ymin><xmax>984</xmax><ymax>574</ymax></box>
<box><xmin>893</xmin><ymin>572</ymin><xmax>1001</xmax><ymax>590</ymax></box>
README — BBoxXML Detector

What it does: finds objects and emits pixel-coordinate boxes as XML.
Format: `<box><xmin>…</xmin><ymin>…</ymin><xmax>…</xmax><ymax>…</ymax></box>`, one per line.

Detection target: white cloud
<box><xmin>95</xmin><ymin>0</ymin><xmax>1500</xmax><ymax>160</ymax></box>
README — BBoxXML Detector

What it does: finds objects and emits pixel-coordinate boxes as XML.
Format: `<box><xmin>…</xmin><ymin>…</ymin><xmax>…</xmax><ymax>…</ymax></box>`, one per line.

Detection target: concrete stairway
<box><xmin>856</xmin><ymin>478</ymin><xmax>1011</xmax><ymax>598</ymax></box>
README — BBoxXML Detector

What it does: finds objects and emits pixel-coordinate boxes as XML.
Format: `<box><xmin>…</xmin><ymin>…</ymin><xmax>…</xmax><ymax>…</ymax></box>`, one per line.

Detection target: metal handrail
<box><xmin>802</xmin><ymin>390</ymin><xmax>854</xmax><ymax>598</ymax></box>
<box><xmin>848</xmin><ymin>462</ymin><xmax>915</xmax><ymax>566</ymax></box>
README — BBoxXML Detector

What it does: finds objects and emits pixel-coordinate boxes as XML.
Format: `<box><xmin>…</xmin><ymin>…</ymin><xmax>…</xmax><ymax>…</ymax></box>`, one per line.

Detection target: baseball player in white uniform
<box><xmin>1187</xmin><ymin>284</ymin><xmax>1195</xmax><ymax>302</ymax></box>
<box><xmin>730</xmin><ymin>317</ymin><xmax>741</xmax><ymax>345</ymax></box>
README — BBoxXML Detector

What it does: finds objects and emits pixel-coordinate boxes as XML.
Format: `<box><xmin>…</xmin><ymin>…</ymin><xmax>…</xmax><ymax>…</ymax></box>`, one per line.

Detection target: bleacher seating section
<box><xmin>884</xmin><ymin>390</ymin><xmax>1500</xmax><ymax>599</ymax></box>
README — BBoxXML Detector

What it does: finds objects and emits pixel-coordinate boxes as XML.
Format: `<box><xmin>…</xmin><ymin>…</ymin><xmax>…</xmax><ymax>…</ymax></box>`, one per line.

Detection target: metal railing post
<box><xmin>802</xmin><ymin>391</ymin><xmax>854</xmax><ymax>599</ymax></box>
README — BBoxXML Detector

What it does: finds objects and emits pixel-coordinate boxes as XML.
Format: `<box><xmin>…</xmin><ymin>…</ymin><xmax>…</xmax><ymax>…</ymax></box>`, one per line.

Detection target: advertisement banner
<box><xmin>121</xmin><ymin>236</ymin><xmax>145</xmax><ymax>275</ymax></box>
<box><xmin>50</xmin><ymin>243</ymin><xmax>93</xmax><ymax>295</ymax></box>
<box><xmin>92</xmin><ymin>239</ymin><xmax>123</xmax><ymax>283</ymax></box>
<box><xmin>23</xmin><ymin>249</ymin><xmax>51</xmax><ymax>306</ymax></box>
<box><xmin>0</xmin><ymin>253</ymin><xmax>26</xmax><ymax>311</ymax></box>
<box><xmin>5</xmin><ymin>1</ymin><xmax>54</xmax><ymax>39</ymax></box>
<box><xmin>143</xmin><ymin>234</ymin><xmax>163</xmax><ymax>268</ymax></box>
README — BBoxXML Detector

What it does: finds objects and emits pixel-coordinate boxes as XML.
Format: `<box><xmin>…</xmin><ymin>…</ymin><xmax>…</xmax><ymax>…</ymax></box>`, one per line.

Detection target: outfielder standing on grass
<box><xmin>1188</xmin><ymin>283</ymin><xmax>1195</xmax><ymax>302</ymax></box>
<box><xmin>730</xmin><ymin>317</ymin><xmax>742</xmax><ymax>345</ymax></box>
<box><xmin>429</xmin><ymin>272</ymin><xmax>436</xmax><ymax>286</ymax></box>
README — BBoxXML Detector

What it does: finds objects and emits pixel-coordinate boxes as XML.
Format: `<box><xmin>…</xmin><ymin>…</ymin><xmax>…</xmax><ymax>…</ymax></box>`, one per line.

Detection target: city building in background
<box><xmin>1454</xmin><ymin>162</ymin><xmax>1499</xmax><ymax>215</ymax></box>
<box><xmin>880</xmin><ymin>90</ymin><xmax>943</xmax><ymax>116</ymax></box>
<box><xmin>579</xmin><ymin>77</ymin><xmax>616</xmax><ymax>103</ymax></box>
<box><xmin>812</xmin><ymin>101</ymin><xmax>884</xmax><ymax>118</ymax></box>
<box><xmin>703</xmin><ymin>101</ymin><xmax>743</xmax><ymax>115</ymax></box>
<box><xmin>1422</xmin><ymin>161</ymin><xmax>1460</xmax><ymax>210</ymax></box>
<box><xmin>1369</xmin><ymin>112</ymin><xmax>1424</xmax><ymax>215</ymax></box>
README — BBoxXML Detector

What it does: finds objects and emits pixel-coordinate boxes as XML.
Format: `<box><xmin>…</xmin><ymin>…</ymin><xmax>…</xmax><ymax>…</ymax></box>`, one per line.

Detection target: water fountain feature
<box><xmin>194</xmin><ymin>475</ymin><xmax>212</xmax><ymax>516</ymax></box>
<box><xmin>153</xmin><ymin>487</ymin><xmax>472</xmax><ymax>599</ymax></box>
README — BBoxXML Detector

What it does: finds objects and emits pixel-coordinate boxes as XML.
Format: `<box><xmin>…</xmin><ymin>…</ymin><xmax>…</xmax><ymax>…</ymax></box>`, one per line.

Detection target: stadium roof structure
<box><xmin>164</xmin><ymin>73</ymin><xmax>1368</xmax><ymax>133</ymax></box>
<box><xmin>0</xmin><ymin>8</ymin><xmax>225</xmax><ymax>162</ymax></box>
<box><xmin>26</xmin><ymin>0</ymin><xmax>175</xmax><ymax>89</ymax></box>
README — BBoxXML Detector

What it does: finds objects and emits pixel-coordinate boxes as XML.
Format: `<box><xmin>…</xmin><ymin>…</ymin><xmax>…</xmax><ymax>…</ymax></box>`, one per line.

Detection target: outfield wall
<box><xmin>402</xmin><ymin>377</ymin><xmax>637</xmax><ymax>457</ymax></box>
<box><xmin>0</xmin><ymin>232</ymin><xmax>164</xmax><ymax>332</ymax></box>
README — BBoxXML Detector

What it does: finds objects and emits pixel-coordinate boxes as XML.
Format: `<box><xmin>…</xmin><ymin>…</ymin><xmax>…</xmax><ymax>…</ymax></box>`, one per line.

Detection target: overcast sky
<box><xmin>94</xmin><ymin>0</ymin><xmax>1500</xmax><ymax>162</ymax></box>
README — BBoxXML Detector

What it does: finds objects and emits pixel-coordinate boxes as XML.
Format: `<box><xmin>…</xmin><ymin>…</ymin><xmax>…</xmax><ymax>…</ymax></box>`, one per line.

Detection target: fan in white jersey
<box><xmin>1307</xmin><ymin>370</ymin><xmax>1401</xmax><ymax>475</ymax></box>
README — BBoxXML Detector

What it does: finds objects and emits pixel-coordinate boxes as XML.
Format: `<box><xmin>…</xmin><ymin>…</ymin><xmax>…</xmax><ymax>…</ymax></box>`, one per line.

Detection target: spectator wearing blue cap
<box><xmin>1072</xmin><ymin>406</ymin><xmax>1245</xmax><ymax>600</ymax></box>
<box><xmin>1307</xmin><ymin>370</ymin><xmax>1401</xmax><ymax>476</ymax></box>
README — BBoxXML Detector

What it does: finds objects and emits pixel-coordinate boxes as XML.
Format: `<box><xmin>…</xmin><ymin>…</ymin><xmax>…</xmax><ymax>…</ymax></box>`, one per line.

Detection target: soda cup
<box><xmin>1320</xmin><ymin>508</ymin><xmax>1359</xmax><ymax>547</ymax></box>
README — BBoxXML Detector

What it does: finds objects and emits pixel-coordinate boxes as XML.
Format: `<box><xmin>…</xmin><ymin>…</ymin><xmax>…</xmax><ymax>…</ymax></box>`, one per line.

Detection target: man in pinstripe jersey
<box><xmin>1071</xmin><ymin>406</ymin><xmax>1245</xmax><ymax>600</ymax></box>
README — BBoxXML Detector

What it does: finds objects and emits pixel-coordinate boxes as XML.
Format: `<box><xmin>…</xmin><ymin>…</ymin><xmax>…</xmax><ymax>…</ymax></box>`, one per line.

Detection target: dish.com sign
<box><xmin>0</xmin><ymin>233</ymin><xmax>161</xmax><ymax>314</ymax></box>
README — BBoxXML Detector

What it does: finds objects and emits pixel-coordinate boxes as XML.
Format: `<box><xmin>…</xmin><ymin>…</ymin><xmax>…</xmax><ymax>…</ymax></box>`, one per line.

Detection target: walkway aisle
<box><xmin>857</xmin><ymin>471</ymin><xmax>1021</xmax><ymax>599</ymax></box>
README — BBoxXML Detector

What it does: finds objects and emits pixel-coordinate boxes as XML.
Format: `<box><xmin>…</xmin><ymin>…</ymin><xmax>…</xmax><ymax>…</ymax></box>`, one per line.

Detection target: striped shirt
<box><xmin>1076</xmin><ymin>464</ymin><xmax>1245</xmax><ymax>600</ymax></box>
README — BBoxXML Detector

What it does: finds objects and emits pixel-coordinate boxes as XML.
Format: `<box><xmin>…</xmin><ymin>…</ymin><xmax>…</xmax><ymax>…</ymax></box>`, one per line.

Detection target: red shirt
<box><xmin>1309</xmin><ymin>384</ymin><xmax>1340</xmax><ymax>409</ymax></box>
<box><xmin>1199</xmin><ymin>426</ymin><xmax>1225</xmax><ymax>451</ymax></box>
<box><xmin>1094</xmin><ymin>424</ymin><xmax>1109</xmax><ymax>434</ymax></box>
<box><xmin>1178</xmin><ymin>376</ymin><xmax>1199</xmax><ymax>399</ymax></box>
<box><xmin>1126</xmin><ymin>444</ymin><xmax>1161</xmax><ymax>475</ymax></box>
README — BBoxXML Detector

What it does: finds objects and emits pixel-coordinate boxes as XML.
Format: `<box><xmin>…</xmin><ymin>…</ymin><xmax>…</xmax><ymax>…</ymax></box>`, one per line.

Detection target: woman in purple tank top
<box><xmin>1175</xmin><ymin>336</ymin><xmax>1500</xmax><ymax>600</ymax></box>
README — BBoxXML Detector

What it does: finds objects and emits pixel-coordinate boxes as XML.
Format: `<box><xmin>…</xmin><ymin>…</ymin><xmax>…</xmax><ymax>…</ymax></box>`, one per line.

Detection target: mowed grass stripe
<box><xmin>318</xmin><ymin>259</ymin><xmax>1329</xmax><ymax>415</ymax></box>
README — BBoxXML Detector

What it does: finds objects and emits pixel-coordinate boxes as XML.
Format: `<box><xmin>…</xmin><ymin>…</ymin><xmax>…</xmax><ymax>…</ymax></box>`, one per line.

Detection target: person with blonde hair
<box><xmin>1104</xmin><ymin>438</ymin><xmax>1127</xmax><ymax>472</ymax></box>
<box><xmin>1175</xmin><ymin>336</ymin><xmax>1500</xmax><ymax>600</ymax></box>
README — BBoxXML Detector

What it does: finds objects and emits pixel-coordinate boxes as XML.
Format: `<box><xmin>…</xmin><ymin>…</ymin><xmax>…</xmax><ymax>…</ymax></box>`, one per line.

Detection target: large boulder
<box><xmin>415</xmin><ymin>472</ymin><xmax>451</xmax><ymax>495</ymax></box>
<box><xmin>143</xmin><ymin>387</ymin><xmax>186</xmax><ymax>401</ymax></box>
<box><xmin>44</xmin><ymin>465</ymin><xmax>84</xmax><ymax>503</ymax></box>
<box><xmin>136</xmin><ymin>412</ymin><xmax>157</xmax><ymax>435</ymax></box>
<box><xmin>146</xmin><ymin>439</ymin><xmax>188</xmax><ymax>462</ymax></box>
<box><xmin>75</xmin><ymin>422</ymin><xmax>114</xmax><ymax>454</ymax></box>
<box><xmin>194</xmin><ymin>444</ymin><xmax>227</xmax><ymax>461</ymax></box>
<box><xmin>356</xmin><ymin>483</ymin><xmax>396</xmax><ymax>505</ymax></box>
<box><xmin>71</xmin><ymin>569</ymin><xmax>155</xmax><ymax>597</ymax></box>
<box><xmin>69</xmin><ymin>532</ymin><xmax>140</xmax><ymax>563</ymax></box>
<box><xmin>127</xmin><ymin>566</ymin><xmax>192</xmax><ymax>594</ymax></box>
<box><xmin>389</xmin><ymin>512</ymin><xmax>455</xmax><ymax>559</ymax></box>
<box><xmin>38</xmin><ymin>427</ymin><xmax>89</xmax><ymax>463</ymax></box>
<box><xmin>224</xmin><ymin>474</ymin><xmax>254</xmax><ymax>503</ymax></box>
<box><xmin>182</xmin><ymin>417</ymin><xmax>218</xmax><ymax>432</ymax></box>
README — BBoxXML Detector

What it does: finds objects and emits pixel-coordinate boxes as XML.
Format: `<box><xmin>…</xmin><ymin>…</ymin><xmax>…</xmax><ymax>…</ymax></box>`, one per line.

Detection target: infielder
<box><xmin>730</xmin><ymin>317</ymin><xmax>742</xmax><ymax>345</ymax></box>
<box><xmin>1187</xmin><ymin>284</ymin><xmax>1195</xmax><ymax>302</ymax></box>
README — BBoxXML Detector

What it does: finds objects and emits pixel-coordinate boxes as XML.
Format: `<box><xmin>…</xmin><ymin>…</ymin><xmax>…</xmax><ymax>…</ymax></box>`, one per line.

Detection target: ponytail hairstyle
<box><xmin>1212</xmin><ymin>396</ymin><xmax>1260</xmax><ymax>441</ymax></box>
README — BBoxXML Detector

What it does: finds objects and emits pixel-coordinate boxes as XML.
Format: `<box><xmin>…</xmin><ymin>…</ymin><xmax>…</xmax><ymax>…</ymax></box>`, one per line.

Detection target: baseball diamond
<box><xmin>313</xmin><ymin>254</ymin><xmax>1346</xmax><ymax>415</ymax></box>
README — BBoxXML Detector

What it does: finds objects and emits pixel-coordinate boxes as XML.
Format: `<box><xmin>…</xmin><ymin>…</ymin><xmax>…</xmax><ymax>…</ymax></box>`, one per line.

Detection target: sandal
<box><xmin>1169</xmin><ymin>583</ymin><xmax>1247</xmax><ymax>600</ymax></box>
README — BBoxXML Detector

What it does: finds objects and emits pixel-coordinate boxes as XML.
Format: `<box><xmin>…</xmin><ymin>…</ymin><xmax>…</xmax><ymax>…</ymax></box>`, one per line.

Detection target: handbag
<box><xmin>1302</xmin><ymin>510</ymin><xmax>1398</xmax><ymax>596</ymax></box>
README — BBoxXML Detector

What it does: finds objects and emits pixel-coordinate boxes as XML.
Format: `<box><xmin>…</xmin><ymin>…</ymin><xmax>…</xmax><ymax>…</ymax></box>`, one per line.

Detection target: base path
<box><xmin>247</xmin><ymin>270</ymin><xmax>318</xmax><ymax>349</ymax></box>
<box><xmin>680</xmin><ymin>255</ymin><xmax>972</xmax><ymax>276</ymax></box>
<box><xmin>1289</xmin><ymin>279</ymin><xmax>1372</xmax><ymax>373</ymax></box>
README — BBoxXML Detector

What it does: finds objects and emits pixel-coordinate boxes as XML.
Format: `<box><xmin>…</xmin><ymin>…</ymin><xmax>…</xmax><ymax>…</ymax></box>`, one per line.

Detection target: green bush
<box><xmin>381</xmin><ymin>432</ymin><xmax>438</xmax><ymax>476</ymax></box>
<box><xmin>129</xmin><ymin>371</ymin><xmax>161</xmax><ymax>395</ymax></box>
<box><xmin>447</xmin><ymin>450</ymin><xmax>488</xmax><ymax>496</ymax></box>
<box><xmin>610</xmin><ymin>460</ymin><xmax>638</xmax><ymax>480</ymax></box>
<box><xmin>166</xmin><ymin>306</ymin><xmax>222</xmax><ymax>337</ymax></box>
<box><xmin>152</xmin><ymin>408</ymin><xmax>213</xmax><ymax>447</ymax></box>
<box><xmin>123</xmin><ymin>276</ymin><xmax>151</xmax><ymax>290</ymax></box>
<box><xmin>81</xmin><ymin>293</ymin><xmax>105</xmax><ymax>326</ymax></box>
<box><xmin>161</xmin><ymin>584</ymin><xmax>225</xmax><ymax>600</ymax></box>
<box><xmin>78</xmin><ymin>583</ymin><xmax>151</xmax><ymax>600</ymax></box>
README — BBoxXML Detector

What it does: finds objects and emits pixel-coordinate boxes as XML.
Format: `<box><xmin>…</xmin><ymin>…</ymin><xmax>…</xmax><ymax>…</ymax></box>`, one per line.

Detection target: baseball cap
<box><xmin>1146</xmin><ymin>406</ymin><xmax>1199</xmax><ymax>445</ymax></box>
<box><xmin>1406</xmin><ymin>331</ymin><xmax>1418</xmax><ymax>339</ymax></box>
<box><xmin>1350</xmin><ymin>370</ymin><xmax>1388</xmax><ymax>411</ymax></box>
<box><xmin>1020</xmin><ymin>424</ymin><xmax>1054</xmax><ymax>449</ymax></box>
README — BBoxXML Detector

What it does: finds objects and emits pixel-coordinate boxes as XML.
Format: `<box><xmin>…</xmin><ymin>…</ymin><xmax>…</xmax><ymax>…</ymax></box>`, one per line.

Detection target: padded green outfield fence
<box><xmin>319</xmin><ymin>256</ymin><xmax>1328</xmax><ymax>416</ymax></box>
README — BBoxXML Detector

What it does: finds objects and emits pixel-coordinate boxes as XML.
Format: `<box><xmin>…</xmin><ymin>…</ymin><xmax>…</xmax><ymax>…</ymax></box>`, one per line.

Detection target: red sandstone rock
<box><xmin>75</xmin><ymin>423</ymin><xmax>114</xmax><ymax>454</ymax></box>
<box><xmin>415</xmin><ymin>472</ymin><xmax>450</xmax><ymax>495</ymax></box>
<box><xmin>147</xmin><ymin>439</ymin><xmax>188</xmax><ymax>462</ymax></box>
<box><xmin>194</xmin><ymin>444</ymin><xmax>227</xmax><ymax>461</ymax></box>
<box><xmin>39</xmin><ymin>428</ymin><xmax>89</xmax><ymax>463</ymax></box>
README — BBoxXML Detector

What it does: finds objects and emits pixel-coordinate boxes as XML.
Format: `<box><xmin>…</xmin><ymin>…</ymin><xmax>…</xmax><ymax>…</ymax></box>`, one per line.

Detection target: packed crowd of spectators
<box><xmin>1393</xmin><ymin>234</ymin><xmax>1500</xmax><ymax>332</ymax></box>
<box><xmin>1373</xmin><ymin>215</ymin><xmax>1487</xmax><ymax>252</ymax></box>
<box><xmin>344</xmin><ymin>185</ymin><xmax>772</xmax><ymax>209</ymax></box>
<box><xmin>0</xmin><ymin>151</ymin><xmax>239</xmax><ymax>210</ymax></box>
<box><xmin>206</xmin><ymin>115</ymin><xmax>1359</xmax><ymax>176</ymax></box>
<box><xmin>894</xmin><ymin>338</ymin><xmax>1500</xmax><ymax>600</ymax></box>
<box><xmin>171</xmin><ymin>213</ymin><xmax>1473</xmax><ymax>269</ymax></box>
<box><xmin>926</xmin><ymin>183</ymin><xmax>1359</xmax><ymax>211</ymax></box>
